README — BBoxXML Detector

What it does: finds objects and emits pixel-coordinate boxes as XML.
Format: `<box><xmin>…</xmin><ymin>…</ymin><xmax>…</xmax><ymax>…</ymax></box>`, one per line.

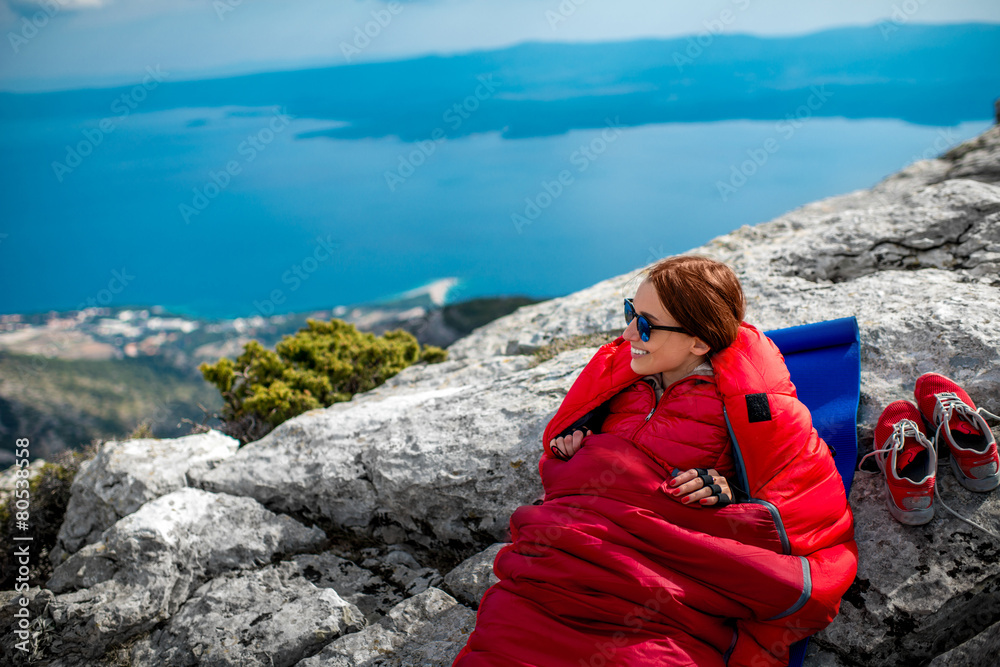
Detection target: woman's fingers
<box><xmin>704</xmin><ymin>475</ymin><xmax>732</xmax><ymax>506</ymax></box>
<box><xmin>564</xmin><ymin>430</ymin><xmax>592</xmax><ymax>458</ymax></box>
<box><xmin>669</xmin><ymin>468</ymin><xmax>698</xmax><ymax>487</ymax></box>
<box><xmin>668</xmin><ymin>468</ymin><xmax>711</xmax><ymax>493</ymax></box>
<box><xmin>550</xmin><ymin>430</ymin><xmax>592</xmax><ymax>460</ymax></box>
<box><xmin>668</xmin><ymin>468</ymin><xmax>729</xmax><ymax>506</ymax></box>
<box><xmin>549</xmin><ymin>437</ymin><xmax>568</xmax><ymax>460</ymax></box>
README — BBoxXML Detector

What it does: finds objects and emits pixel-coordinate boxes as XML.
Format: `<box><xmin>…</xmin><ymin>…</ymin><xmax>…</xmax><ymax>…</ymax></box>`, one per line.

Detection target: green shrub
<box><xmin>199</xmin><ymin>318</ymin><xmax>447</xmax><ymax>444</ymax></box>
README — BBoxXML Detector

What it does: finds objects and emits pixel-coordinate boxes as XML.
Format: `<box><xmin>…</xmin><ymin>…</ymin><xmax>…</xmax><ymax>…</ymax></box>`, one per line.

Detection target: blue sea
<box><xmin>0</xmin><ymin>105</ymin><xmax>991</xmax><ymax>319</ymax></box>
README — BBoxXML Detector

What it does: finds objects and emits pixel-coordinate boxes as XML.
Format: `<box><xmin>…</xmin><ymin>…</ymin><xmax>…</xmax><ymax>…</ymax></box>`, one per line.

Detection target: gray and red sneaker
<box><xmin>915</xmin><ymin>373</ymin><xmax>999</xmax><ymax>493</ymax></box>
<box><xmin>863</xmin><ymin>400</ymin><xmax>937</xmax><ymax>525</ymax></box>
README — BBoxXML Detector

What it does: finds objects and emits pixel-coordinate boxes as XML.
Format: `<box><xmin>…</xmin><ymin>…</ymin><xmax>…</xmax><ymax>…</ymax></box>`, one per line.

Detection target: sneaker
<box><xmin>915</xmin><ymin>372</ymin><xmax>999</xmax><ymax>493</ymax></box>
<box><xmin>863</xmin><ymin>400</ymin><xmax>937</xmax><ymax>525</ymax></box>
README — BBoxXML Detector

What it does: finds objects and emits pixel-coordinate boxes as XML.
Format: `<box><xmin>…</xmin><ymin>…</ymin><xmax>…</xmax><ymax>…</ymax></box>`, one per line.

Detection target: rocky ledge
<box><xmin>2</xmin><ymin>125</ymin><xmax>999</xmax><ymax>666</ymax></box>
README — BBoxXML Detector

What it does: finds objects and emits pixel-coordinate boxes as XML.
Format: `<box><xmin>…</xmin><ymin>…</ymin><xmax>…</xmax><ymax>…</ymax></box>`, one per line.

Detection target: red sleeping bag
<box><xmin>454</xmin><ymin>323</ymin><xmax>857</xmax><ymax>666</ymax></box>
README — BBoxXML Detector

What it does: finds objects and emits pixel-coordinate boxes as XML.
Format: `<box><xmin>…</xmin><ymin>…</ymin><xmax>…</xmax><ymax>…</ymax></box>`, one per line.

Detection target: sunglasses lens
<box><xmin>625</xmin><ymin>299</ymin><xmax>651</xmax><ymax>341</ymax></box>
<box><xmin>638</xmin><ymin>318</ymin><xmax>651</xmax><ymax>342</ymax></box>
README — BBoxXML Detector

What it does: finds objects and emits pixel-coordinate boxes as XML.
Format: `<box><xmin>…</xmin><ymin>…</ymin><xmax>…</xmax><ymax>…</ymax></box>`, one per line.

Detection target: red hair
<box><xmin>643</xmin><ymin>255</ymin><xmax>745</xmax><ymax>354</ymax></box>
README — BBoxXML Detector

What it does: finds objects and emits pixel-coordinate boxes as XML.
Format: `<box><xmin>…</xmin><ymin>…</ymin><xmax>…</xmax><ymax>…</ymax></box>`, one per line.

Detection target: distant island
<box><xmin>2</xmin><ymin>23</ymin><xmax>998</xmax><ymax>139</ymax></box>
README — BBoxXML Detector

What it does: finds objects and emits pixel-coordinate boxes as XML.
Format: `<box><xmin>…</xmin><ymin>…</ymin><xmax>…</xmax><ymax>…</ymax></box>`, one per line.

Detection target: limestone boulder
<box><xmin>291</xmin><ymin>551</ymin><xmax>403</xmax><ymax>624</ymax></box>
<box><xmin>926</xmin><ymin>618</ymin><xmax>1000</xmax><ymax>667</ymax></box>
<box><xmin>295</xmin><ymin>587</ymin><xmax>475</xmax><ymax>667</ymax></box>
<box><xmin>130</xmin><ymin>560</ymin><xmax>365</xmax><ymax>667</ymax></box>
<box><xmin>191</xmin><ymin>350</ymin><xmax>594</xmax><ymax>552</ymax></box>
<box><xmin>813</xmin><ymin>472</ymin><xmax>1000</xmax><ymax>664</ymax></box>
<box><xmin>442</xmin><ymin>543</ymin><xmax>504</xmax><ymax>608</ymax></box>
<box><xmin>44</xmin><ymin>487</ymin><xmax>325</xmax><ymax>660</ymax></box>
<box><xmin>51</xmin><ymin>429</ymin><xmax>238</xmax><ymax>563</ymax></box>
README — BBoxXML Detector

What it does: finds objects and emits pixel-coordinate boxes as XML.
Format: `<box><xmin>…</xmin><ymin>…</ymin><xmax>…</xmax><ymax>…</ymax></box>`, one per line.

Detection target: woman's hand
<box><xmin>549</xmin><ymin>429</ymin><xmax>592</xmax><ymax>460</ymax></box>
<box><xmin>666</xmin><ymin>468</ymin><xmax>732</xmax><ymax>507</ymax></box>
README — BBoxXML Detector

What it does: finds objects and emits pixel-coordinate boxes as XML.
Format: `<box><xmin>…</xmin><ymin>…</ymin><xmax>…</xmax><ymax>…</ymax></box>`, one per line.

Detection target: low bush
<box><xmin>199</xmin><ymin>318</ymin><xmax>447</xmax><ymax>444</ymax></box>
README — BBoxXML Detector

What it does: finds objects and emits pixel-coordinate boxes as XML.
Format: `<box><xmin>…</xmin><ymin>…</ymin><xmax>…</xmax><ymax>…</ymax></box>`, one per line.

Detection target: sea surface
<box><xmin>0</xmin><ymin>107</ymin><xmax>991</xmax><ymax>319</ymax></box>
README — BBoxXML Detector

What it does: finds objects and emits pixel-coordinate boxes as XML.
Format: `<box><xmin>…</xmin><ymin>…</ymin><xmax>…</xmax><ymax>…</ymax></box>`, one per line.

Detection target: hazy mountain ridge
<box><xmin>1</xmin><ymin>23</ymin><xmax>997</xmax><ymax>139</ymax></box>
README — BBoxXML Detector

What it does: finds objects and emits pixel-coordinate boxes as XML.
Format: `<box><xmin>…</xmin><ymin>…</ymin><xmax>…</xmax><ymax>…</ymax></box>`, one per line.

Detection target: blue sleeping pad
<box><xmin>764</xmin><ymin>317</ymin><xmax>861</xmax><ymax>667</ymax></box>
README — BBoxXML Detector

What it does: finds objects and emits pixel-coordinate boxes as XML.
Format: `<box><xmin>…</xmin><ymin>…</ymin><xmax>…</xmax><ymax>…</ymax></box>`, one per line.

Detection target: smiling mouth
<box><xmin>631</xmin><ymin>346</ymin><xmax>649</xmax><ymax>357</ymax></box>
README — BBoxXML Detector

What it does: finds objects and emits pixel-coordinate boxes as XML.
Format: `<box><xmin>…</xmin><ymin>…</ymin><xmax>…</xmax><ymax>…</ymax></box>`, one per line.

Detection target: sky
<box><xmin>2</xmin><ymin>0</ymin><xmax>1000</xmax><ymax>91</ymax></box>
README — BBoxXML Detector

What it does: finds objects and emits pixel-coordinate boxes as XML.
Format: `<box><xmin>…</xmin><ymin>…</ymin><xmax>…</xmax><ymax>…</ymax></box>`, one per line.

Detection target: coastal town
<box><xmin>0</xmin><ymin>278</ymin><xmax>490</xmax><ymax>371</ymax></box>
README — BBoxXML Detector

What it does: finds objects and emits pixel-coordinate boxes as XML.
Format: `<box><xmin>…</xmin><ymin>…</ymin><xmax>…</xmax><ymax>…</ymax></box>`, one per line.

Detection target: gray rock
<box><xmin>191</xmin><ymin>356</ymin><xmax>589</xmax><ymax>549</ymax></box>
<box><xmin>927</xmin><ymin>618</ymin><xmax>1000</xmax><ymax>667</ymax></box>
<box><xmin>51</xmin><ymin>429</ymin><xmax>238</xmax><ymax>564</ymax></box>
<box><xmin>933</xmin><ymin>124</ymin><xmax>1000</xmax><ymax>185</ymax></box>
<box><xmin>294</xmin><ymin>623</ymin><xmax>399</xmax><ymax>667</ymax></box>
<box><xmin>130</xmin><ymin>560</ymin><xmax>365</xmax><ymax>667</ymax></box>
<box><xmin>442</xmin><ymin>543</ymin><xmax>505</xmax><ymax>608</ymax></box>
<box><xmin>385</xmin><ymin>602</ymin><xmax>476</xmax><ymax>666</ymax></box>
<box><xmin>373</xmin><ymin>548</ymin><xmax>444</xmax><ymax>597</ymax></box>
<box><xmin>803</xmin><ymin>643</ymin><xmax>849</xmax><ymax>667</ymax></box>
<box><xmin>292</xmin><ymin>552</ymin><xmax>403</xmax><ymax>624</ymax></box>
<box><xmin>814</xmin><ymin>471</ymin><xmax>1000</xmax><ymax>665</ymax></box>
<box><xmin>44</xmin><ymin>488</ymin><xmax>325</xmax><ymax>660</ymax></box>
<box><xmin>296</xmin><ymin>587</ymin><xmax>475</xmax><ymax>667</ymax></box>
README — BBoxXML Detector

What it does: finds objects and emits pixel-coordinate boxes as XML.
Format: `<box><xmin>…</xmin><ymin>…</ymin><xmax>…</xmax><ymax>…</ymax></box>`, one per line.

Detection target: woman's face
<box><xmin>623</xmin><ymin>279</ymin><xmax>710</xmax><ymax>385</ymax></box>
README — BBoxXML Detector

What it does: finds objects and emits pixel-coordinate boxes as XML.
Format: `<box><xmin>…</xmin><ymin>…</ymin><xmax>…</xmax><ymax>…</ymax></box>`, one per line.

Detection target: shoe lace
<box><xmin>931</xmin><ymin>483</ymin><xmax>1000</xmax><ymax>541</ymax></box>
<box><xmin>979</xmin><ymin>406</ymin><xmax>1000</xmax><ymax>423</ymax></box>
<box><xmin>858</xmin><ymin>419</ymin><xmax>924</xmax><ymax>473</ymax></box>
<box><xmin>930</xmin><ymin>394</ymin><xmax>1000</xmax><ymax>541</ymax></box>
<box><xmin>859</xmin><ymin>410</ymin><xmax>1000</xmax><ymax>541</ymax></box>
<box><xmin>932</xmin><ymin>392</ymin><xmax>967</xmax><ymax>442</ymax></box>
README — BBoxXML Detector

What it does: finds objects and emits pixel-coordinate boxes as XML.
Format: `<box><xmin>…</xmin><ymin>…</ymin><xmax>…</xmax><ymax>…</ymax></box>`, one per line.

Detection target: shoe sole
<box><xmin>885</xmin><ymin>491</ymin><xmax>934</xmax><ymax>526</ymax></box>
<box><xmin>950</xmin><ymin>454</ymin><xmax>1000</xmax><ymax>492</ymax></box>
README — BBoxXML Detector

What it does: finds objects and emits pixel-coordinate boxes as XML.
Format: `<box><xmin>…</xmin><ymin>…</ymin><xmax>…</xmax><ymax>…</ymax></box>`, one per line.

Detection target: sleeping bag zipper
<box><xmin>642</xmin><ymin>379</ymin><xmax>658</xmax><ymax>422</ymax></box>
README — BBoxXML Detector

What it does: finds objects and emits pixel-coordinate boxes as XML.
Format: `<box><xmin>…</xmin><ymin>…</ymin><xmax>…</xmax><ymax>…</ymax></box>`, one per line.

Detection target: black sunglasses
<box><xmin>624</xmin><ymin>298</ymin><xmax>689</xmax><ymax>342</ymax></box>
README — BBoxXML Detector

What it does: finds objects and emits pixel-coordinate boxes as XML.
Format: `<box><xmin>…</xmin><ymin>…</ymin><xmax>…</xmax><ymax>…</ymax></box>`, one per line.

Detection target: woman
<box><xmin>454</xmin><ymin>256</ymin><xmax>857</xmax><ymax>667</ymax></box>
